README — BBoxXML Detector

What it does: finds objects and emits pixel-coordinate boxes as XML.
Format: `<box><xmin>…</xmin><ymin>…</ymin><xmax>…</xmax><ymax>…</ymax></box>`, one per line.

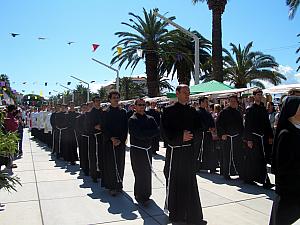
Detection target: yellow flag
<box><xmin>117</xmin><ymin>47</ymin><xmax>122</xmax><ymax>56</ymax></box>
<box><xmin>3</xmin><ymin>87</ymin><xmax>6</xmax><ymax>91</ymax></box>
<box><xmin>40</xmin><ymin>90</ymin><xmax>43</xmax><ymax>97</ymax></box>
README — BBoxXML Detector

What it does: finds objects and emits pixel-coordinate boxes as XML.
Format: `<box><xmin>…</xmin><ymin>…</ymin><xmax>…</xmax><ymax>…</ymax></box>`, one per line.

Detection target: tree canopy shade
<box><xmin>111</xmin><ymin>8</ymin><xmax>175</xmax><ymax>97</ymax></box>
<box><xmin>192</xmin><ymin>0</ymin><xmax>227</xmax><ymax>82</ymax></box>
<box><xmin>286</xmin><ymin>0</ymin><xmax>300</xmax><ymax>19</ymax></box>
<box><xmin>222</xmin><ymin>42</ymin><xmax>286</xmax><ymax>88</ymax></box>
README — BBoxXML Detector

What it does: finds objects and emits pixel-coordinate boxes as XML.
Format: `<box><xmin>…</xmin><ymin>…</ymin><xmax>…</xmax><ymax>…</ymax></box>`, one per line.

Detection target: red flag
<box><xmin>92</xmin><ymin>44</ymin><xmax>100</xmax><ymax>52</ymax></box>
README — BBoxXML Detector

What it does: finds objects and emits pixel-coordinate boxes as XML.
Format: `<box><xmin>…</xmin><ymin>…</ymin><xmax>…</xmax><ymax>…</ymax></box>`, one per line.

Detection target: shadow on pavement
<box><xmin>197</xmin><ymin>171</ymin><xmax>276</xmax><ymax>200</ymax></box>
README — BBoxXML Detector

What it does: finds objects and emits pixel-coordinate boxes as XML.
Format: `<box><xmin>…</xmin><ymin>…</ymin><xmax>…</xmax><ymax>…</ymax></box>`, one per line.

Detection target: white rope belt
<box><xmin>252</xmin><ymin>132</ymin><xmax>268</xmax><ymax>183</ymax></box>
<box><xmin>226</xmin><ymin>134</ymin><xmax>239</xmax><ymax>176</ymax></box>
<box><xmin>130</xmin><ymin>144</ymin><xmax>165</xmax><ymax>186</ymax></box>
<box><xmin>165</xmin><ymin>143</ymin><xmax>192</xmax><ymax>213</ymax></box>
<box><xmin>94</xmin><ymin>132</ymin><xmax>102</xmax><ymax>172</ymax></box>
<box><xmin>57</xmin><ymin>127</ymin><xmax>68</xmax><ymax>154</ymax></box>
<box><xmin>112</xmin><ymin>145</ymin><xmax>123</xmax><ymax>184</ymax></box>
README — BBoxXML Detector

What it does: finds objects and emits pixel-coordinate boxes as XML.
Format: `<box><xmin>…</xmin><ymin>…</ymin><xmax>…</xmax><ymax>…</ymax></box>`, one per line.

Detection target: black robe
<box><xmin>243</xmin><ymin>103</ymin><xmax>273</xmax><ymax>184</ymax></box>
<box><xmin>87</xmin><ymin>107</ymin><xmax>103</xmax><ymax>180</ymax></box>
<box><xmin>128</xmin><ymin>112</ymin><xmax>159</xmax><ymax>203</ymax></box>
<box><xmin>75</xmin><ymin>113</ymin><xmax>89</xmax><ymax>175</ymax></box>
<box><xmin>102</xmin><ymin>106</ymin><xmax>128</xmax><ymax>190</ymax></box>
<box><xmin>63</xmin><ymin>111</ymin><xmax>79</xmax><ymax>162</ymax></box>
<box><xmin>216</xmin><ymin>106</ymin><xmax>244</xmax><ymax>177</ymax></box>
<box><xmin>50</xmin><ymin>112</ymin><xmax>58</xmax><ymax>154</ymax></box>
<box><xmin>161</xmin><ymin>102</ymin><xmax>204</xmax><ymax>225</ymax></box>
<box><xmin>269</xmin><ymin>122</ymin><xmax>300</xmax><ymax>225</ymax></box>
<box><xmin>196</xmin><ymin>107</ymin><xmax>218</xmax><ymax>171</ymax></box>
<box><xmin>55</xmin><ymin>112</ymin><xmax>69</xmax><ymax>158</ymax></box>
<box><xmin>146</xmin><ymin>108</ymin><xmax>161</xmax><ymax>154</ymax></box>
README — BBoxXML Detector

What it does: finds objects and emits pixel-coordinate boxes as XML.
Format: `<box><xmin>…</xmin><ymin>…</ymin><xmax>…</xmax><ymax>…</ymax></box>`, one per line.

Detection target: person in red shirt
<box><xmin>3</xmin><ymin>105</ymin><xmax>18</xmax><ymax>169</ymax></box>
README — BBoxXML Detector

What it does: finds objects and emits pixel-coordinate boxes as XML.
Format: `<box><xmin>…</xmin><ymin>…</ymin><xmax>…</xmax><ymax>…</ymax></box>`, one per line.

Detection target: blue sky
<box><xmin>0</xmin><ymin>0</ymin><xmax>299</xmax><ymax>97</ymax></box>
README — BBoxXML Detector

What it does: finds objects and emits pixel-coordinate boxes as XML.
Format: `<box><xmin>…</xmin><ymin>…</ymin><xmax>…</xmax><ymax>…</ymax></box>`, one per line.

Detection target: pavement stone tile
<box><xmin>0</xmin><ymin>183</ymin><xmax>38</xmax><ymax>203</ymax></box>
<box><xmin>40</xmin><ymin>195</ymin><xmax>144</xmax><ymax>225</ymax></box>
<box><xmin>0</xmin><ymin>201</ymin><xmax>42</xmax><ymax>225</ymax></box>
<box><xmin>202</xmin><ymin>202</ymin><xmax>270</xmax><ymax>225</ymax></box>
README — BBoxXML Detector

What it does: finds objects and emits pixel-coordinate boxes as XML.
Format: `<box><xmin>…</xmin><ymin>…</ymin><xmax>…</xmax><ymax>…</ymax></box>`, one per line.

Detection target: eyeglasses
<box><xmin>136</xmin><ymin>104</ymin><xmax>146</xmax><ymax>106</ymax></box>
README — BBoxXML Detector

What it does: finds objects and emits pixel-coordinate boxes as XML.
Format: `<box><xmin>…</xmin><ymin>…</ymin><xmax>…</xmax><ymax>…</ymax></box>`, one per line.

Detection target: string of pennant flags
<box><xmin>7</xmin><ymin>32</ymin><xmax>197</xmax><ymax>57</ymax></box>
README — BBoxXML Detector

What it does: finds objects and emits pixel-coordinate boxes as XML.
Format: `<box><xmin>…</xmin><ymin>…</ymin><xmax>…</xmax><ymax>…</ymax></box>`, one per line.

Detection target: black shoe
<box><xmin>224</xmin><ymin>175</ymin><xmax>232</xmax><ymax>180</ymax></box>
<box><xmin>263</xmin><ymin>183</ymin><xmax>275</xmax><ymax>189</ymax></box>
<box><xmin>244</xmin><ymin>180</ymin><xmax>256</xmax><ymax>185</ymax></box>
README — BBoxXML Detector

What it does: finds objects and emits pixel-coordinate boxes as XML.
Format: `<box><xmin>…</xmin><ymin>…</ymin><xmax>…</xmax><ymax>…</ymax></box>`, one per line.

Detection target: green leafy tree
<box><xmin>0</xmin><ymin>111</ymin><xmax>21</xmax><ymax>192</ymax></box>
<box><xmin>192</xmin><ymin>0</ymin><xmax>227</xmax><ymax>82</ymax></box>
<box><xmin>222</xmin><ymin>42</ymin><xmax>286</xmax><ymax>88</ymax></box>
<box><xmin>119</xmin><ymin>77</ymin><xmax>146</xmax><ymax>100</ymax></box>
<box><xmin>97</xmin><ymin>87</ymin><xmax>108</xmax><ymax>102</ymax></box>
<box><xmin>0</xmin><ymin>74</ymin><xmax>17</xmax><ymax>103</ymax></box>
<box><xmin>111</xmin><ymin>8</ymin><xmax>175</xmax><ymax>97</ymax></box>
<box><xmin>287</xmin><ymin>0</ymin><xmax>299</xmax><ymax>19</ymax></box>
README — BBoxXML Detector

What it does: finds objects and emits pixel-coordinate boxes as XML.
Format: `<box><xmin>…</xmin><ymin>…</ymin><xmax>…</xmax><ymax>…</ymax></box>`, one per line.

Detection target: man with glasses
<box><xmin>102</xmin><ymin>90</ymin><xmax>128</xmax><ymax>196</ymax></box>
<box><xmin>161</xmin><ymin>84</ymin><xmax>206</xmax><ymax>225</ymax></box>
<box><xmin>128</xmin><ymin>98</ymin><xmax>159</xmax><ymax>205</ymax></box>
<box><xmin>244</xmin><ymin>88</ymin><xmax>274</xmax><ymax>189</ymax></box>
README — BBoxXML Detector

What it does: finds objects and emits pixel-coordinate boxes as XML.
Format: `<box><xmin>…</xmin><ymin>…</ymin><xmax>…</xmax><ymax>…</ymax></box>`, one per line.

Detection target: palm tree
<box><xmin>97</xmin><ymin>87</ymin><xmax>108</xmax><ymax>102</ymax></box>
<box><xmin>111</xmin><ymin>8</ymin><xmax>175</xmax><ymax>97</ymax></box>
<box><xmin>158</xmin><ymin>74</ymin><xmax>174</xmax><ymax>95</ymax></box>
<box><xmin>287</xmin><ymin>0</ymin><xmax>299</xmax><ymax>19</ymax></box>
<box><xmin>192</xmin><ymin>0</ymin><xmax>227</xmax><ymax>82</ymax></box>
<box><xmin>119</xmin><ymin>77</ymin><xmax>146</xmax><ymax>100</ymax></box>
<box><xmin>222</xmin><ymin>42</ymin><xmax>286</xmax><ymax>88</ymax></box>
<box><xmin>296</xmin><ymin>33</ymin><xmax>300</xmax><ymax>71</ymax></box>
<box><xmin>159</xmin><ymin>29</ymin><xmax>211</xmax><ymax>85</ymax></box>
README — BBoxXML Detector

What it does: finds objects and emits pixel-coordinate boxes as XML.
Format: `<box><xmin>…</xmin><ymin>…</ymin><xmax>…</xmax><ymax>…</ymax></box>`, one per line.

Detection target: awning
<box><xmin>166</xmin><ymin>80</ymin><xmax>234</xmax><ymax>98</ymax></box>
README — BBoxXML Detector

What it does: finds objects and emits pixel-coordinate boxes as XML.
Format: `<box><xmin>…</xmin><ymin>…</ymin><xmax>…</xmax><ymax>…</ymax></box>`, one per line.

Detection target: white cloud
<box><xmin>277</xmin><ymin>65</ymin><xmax>293</xmax><ymax>75</ymax></box>
<box><xmin>90</xmin><ymin>80</ymin><xmax>115</xmax><ymax>93</ymax></box>
<box><xmin>295</xmin><ymin>72</ymin><xmax>300</xmax><ymax>78</ymax></box>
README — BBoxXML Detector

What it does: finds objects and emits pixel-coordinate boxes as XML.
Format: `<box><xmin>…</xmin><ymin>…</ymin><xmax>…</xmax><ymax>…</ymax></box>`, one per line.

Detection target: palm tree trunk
<box><xmin>176</xmin><ymin>62</ymin><xmax>191</xmax><ymax>85</ymax></box>
<box><xmin>145</xmin><ymin>52</ymin><xmax>159</xmax><ymax>97</ymax></box>
<box><xmin>209</xmin><ymin>1</ymin><xmax>226</xmax><ymax>82</ymax></box>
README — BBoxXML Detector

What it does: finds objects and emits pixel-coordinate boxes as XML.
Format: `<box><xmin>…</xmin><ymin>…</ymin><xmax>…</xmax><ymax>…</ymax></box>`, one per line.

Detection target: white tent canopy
<box><xmin>263</xmin><ymin>84</ymin><xmax>300</xmax><ymax>94</ymax></box>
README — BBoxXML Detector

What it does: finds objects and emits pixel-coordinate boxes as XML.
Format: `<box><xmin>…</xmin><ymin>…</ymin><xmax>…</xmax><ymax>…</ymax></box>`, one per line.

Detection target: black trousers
<box><xmin>269</xmin><ymin>194</ymin><xmax>300</xmax><ymax>225</ymax></box>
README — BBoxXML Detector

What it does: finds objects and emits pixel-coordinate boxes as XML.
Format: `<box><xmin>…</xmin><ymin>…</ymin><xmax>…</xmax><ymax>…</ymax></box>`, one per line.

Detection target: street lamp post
<box><xmin>70</xmin><ymin>75</ymin><xmax>90</xmax><ymax>102</ymax></box>
<box><xmin>59</xmin><ymin>84</ymin><xmax>75</xmax><ymax>102</ymax></box>
<box><xmin>153</xmin><ymin>9</ymin><xmax>200</xmax><ymax>85</ymax></box>
<box><xmin>91</xmin><ymin>58</ymin><xmax>120</xmax><ymax>92</ymax></box>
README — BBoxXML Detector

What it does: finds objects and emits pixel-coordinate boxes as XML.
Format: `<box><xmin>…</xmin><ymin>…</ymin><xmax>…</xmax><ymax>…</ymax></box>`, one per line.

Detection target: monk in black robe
<box><xmin>86</xmin><ymin>96</ymin><xmax>103</xmax><ymax>183</ymax></box>
<box><xmin>269</xmin><ymin>96</ymin><xmax>300</xmax><ymax>225</ymax></box>
<box><xmin>244</xmin><ymin>88</ymin><xmax>274</xmax><ymax>188</ymax></box>
<box><xmin>146</xmin><ymin>101</ymin><xmax>161</xmax><ymax>155</ymax></box>
<box><xmin>196</xmin><ymin>97</ymin><xmax>218</xmax><ymax>173</ymax></box>
<box><xmin>50</xmin><ymin>104</ymin><xmax>60</xmax><ymax>155</ymax></box>
<box><xmin>129</xmin><ymin>98</ymin><xmax>160</xmax><ymax>205</ymax></box>
<box><xmin>102</xmin><ymin>91</ymin><xmax>128</xmax><ymax>196</ymax></box>
<box><xmin>161</xmin><ymin>85</ymin><xmax>206</xmax><ymax>225</ymax></box>
<box><xmin>55</xmin><ymin>104</ymin><xmax>69</xmax><ymax>159</ymax></box>
<box><xmin>75</xmin><ymin>103</ymin><xmax>89</xmax><ymax>175</ymax></box>
<box><xmin>63</xmin><ymin>102</ymin><xmax>79</xmax><ymax>164</ymax></box>
<box><xmin>216</xmin><ymin>95</ymin><xmax>244</xmax><ymax>179</ymax></box>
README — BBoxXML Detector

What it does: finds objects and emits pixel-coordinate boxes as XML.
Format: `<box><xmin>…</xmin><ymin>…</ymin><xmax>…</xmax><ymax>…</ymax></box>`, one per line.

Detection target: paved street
<box><xmin>0</xmin><ymin>129</ymin><xmax>292</xmax><ymax>225</ymax></box>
